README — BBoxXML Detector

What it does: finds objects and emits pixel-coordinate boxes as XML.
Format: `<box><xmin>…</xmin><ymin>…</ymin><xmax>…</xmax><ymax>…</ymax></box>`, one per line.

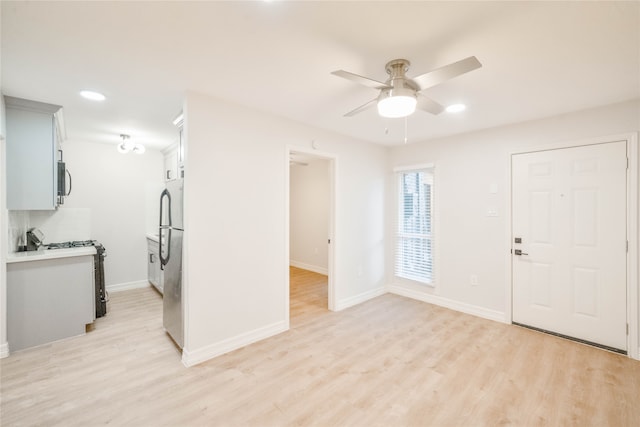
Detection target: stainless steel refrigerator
<box><xmin>160</xmin><ymin>178</ymin><xmax>184</xmax><ymax>348</ymax></box>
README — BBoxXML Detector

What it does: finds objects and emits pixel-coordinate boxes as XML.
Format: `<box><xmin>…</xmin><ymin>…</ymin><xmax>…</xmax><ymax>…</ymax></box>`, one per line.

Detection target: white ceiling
<box><xmin>2</xmin><ymin>1</ymin><xmax>639</xmax><ymax>150</ymax></box>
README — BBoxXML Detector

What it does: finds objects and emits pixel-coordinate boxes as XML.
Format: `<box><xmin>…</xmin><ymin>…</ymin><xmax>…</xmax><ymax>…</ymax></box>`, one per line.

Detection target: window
<box><xmin>395</xmin><ymin>166</ymin><xmax>434</xmax><ymax>284</ymax></box>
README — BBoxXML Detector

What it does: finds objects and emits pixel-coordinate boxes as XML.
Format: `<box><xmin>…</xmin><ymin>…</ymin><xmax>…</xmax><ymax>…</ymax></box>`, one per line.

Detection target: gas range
<box><xmin>47</xmin><ymin>240</ymin><xmax>99</xmax><ymax>249</ymax></box>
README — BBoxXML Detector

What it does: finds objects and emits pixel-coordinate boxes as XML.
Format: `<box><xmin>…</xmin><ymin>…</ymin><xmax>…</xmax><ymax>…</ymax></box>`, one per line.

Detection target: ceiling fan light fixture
<box><xmin>132</xmin><ymin>143</ymin><xmax>146</xmax><ymax>154</ymax></box>
<box><xmin>377</xmin><ymin>94</ymin><xmax>417</xmax><ymax>118</ymax></box>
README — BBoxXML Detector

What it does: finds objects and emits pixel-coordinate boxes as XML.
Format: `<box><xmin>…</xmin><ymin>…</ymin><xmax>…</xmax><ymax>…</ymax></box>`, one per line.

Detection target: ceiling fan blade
<box><xmin>411</xmin><ymin>56</ymin><xmax>482</xmax><ymax>91</ymax></box>
<box><xmin>331</xmin><ymin>70</ymin><xmax>391</xmax><ymax>90</ymax></box>
<box><xmin>416</xmin><ymin>94</ymin><xmax>445</xmax><ymax>115</ymax></box>
<box><xmin>344</xmin><ymin>98</ymin><xmax>378</xmax><ymax>117</ymax></box>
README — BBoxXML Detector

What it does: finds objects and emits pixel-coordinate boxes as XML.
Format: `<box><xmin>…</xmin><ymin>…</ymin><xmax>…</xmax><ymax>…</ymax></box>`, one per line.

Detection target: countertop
<box><xmin>7</xmin><ymin>246</ymin><xmax>97</xmax><ymax>264</ymax></box>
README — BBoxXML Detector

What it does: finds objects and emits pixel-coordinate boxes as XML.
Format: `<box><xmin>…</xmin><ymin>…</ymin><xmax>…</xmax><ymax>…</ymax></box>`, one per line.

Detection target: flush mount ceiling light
<box><xmin>446</xmin><ymin>103</ymin><xmax>467</xmax><ymax>113</ymax></box>
<box><xmin>80</xmin><ymin>90</ymin><xmax>106</xmax><ymax>101</ymax></box>
<box><xmin>117</xmin><ymin>134</ymin><xmax>145</xmax><ymax>155</ymax></box>
<box><xmin>117</xmin><ymin>134</ymin><xmax>133</xmax><ymax>153</ymax></box>
<box><xmin>332</xmin><ymin>56</ymin><xmax>482</xmax><ymax>118</ymax></box>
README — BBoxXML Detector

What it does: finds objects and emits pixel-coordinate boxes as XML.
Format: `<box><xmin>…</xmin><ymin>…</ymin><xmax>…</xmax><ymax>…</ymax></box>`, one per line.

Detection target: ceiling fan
<box><xmin>331</xmin><ymin>56</ymin><xmax>482</xmax><ymax>118</ymax></box>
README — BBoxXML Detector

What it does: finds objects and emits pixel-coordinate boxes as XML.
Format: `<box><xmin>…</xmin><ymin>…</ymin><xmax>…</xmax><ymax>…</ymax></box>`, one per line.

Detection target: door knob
<box><xmin>514</xmin><ymin>249</ymin><xmax>529</xmax><ymax>256</ymax></box>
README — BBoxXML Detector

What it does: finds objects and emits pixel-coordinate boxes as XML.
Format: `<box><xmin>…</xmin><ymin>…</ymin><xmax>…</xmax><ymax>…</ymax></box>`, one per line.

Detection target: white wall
<box><xmin>388</xmin><ymin>99</ymin><xmax>640</xmax><ymax>345</ymax></box>
<box><xmin>183</xmin><ymin>91</ymin><xmax>387</xmax><ymax>365</ymax></box>
<box><xmin>289</xmin><ymin>158</ymin><xmax>329</xmax><ymax>274</ymax></box>
<box><xmin>0</xmin><ymin>93</ymin><xmax>8</xmax><ymax>357</ymax></box>
<box><xmin>55</xmin><ymin>139</ymin><xmax>164</xmax><ymax>287</ymax></box>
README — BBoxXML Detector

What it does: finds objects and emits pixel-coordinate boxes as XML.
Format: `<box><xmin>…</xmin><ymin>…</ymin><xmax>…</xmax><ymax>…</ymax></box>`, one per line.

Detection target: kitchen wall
<box><xmin>5</xmin><ymin>139</ymin><xmax>165</xmax><ymax>290</ymax></box>
<box><xmin>289</xmin><ymin>158</ymin><xmax>329</xmax><ymax>274</ymax></box>
<box><xmin>59</xmin><ymin>139</ymin><xmax>164</xmax><ymax>289</ymax></box>
<box><xmin>183</xmin><ymin>91</ymin><xmax>387</xmax><ymax>366</ymax></box>
<box><xmin>387</xmin><ymin>99</ymin><xmax>640</xmax><ymax>353</ymax></box>
<box><xmin>0</xmin><ymin>104</ymin><xmax>165</xmax><ymax>356</ymax></box>
<box><xmin>7</xmin><ymin>142</ymin><xmax>164</xmax><ymax>289</ymax></box>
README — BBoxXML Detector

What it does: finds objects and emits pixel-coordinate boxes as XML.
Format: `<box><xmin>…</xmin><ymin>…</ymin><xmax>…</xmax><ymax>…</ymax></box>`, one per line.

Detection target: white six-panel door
<box><xmin>512</xmin><ymin>141</ymin><xmax>627</xmax><ymax>351</ymax></box>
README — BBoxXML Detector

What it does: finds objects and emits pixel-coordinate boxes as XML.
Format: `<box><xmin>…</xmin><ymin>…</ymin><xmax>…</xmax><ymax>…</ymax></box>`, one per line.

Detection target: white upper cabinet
<box><xmin>164</xmin><ymin>111</ymin><xmax>185</xmax><ymax>181</ymax></box>
<box><xmin>5</xmin><ymin>96</ymin><xmax>63</xmax><ymax>210</ymax></box>
<box><xmin>164</xmin><ymin>147</ymin><xmax>179</xmax><ymax>181</ymax></box>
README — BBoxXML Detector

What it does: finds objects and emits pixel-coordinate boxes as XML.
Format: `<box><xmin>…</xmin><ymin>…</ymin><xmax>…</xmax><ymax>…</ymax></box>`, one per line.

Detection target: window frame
<box><xmin>393</xmin><ymin>163</ymin><xmax>436</xmax><ymax>286</ymax></box>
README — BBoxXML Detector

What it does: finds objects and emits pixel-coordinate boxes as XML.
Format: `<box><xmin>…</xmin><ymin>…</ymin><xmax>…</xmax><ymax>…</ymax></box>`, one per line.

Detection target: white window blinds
<box><xmin>395</xmin><ymin>166</ymin><xmax>434</xmax><ymax>284</ymax></box>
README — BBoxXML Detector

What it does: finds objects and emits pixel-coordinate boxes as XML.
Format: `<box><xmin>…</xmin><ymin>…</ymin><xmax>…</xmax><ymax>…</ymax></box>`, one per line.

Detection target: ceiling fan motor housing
<box><xmin>379</xmin><ymin>59</ymin><xmax>419</xmax><ymax>100</ymax></box>
<box><xmin>377</xmin><ymin>59</ymin><xmax>419</xmax><ymax>117</ymax></box>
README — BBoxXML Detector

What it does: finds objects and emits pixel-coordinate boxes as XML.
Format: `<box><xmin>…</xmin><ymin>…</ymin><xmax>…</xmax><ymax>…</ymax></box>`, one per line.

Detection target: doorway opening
<box><xmin>287</xmin><ymin>148</ymin><xmax>335</xmax><ymax>328</ymax></box>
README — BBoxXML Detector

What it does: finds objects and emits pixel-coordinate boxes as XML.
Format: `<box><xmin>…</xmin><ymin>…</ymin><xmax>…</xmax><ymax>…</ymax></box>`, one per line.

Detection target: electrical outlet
<box><xmin>470</xmin><ymin>274</ymin><xmax>479</xmax><ymax>286</ymax></box>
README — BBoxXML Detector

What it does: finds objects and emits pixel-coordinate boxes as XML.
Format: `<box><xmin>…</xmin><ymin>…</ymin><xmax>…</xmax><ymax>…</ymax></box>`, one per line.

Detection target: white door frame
<box><xmin>285</xmin><ymin>145</ymin><xmax>338</xmax><ymax>326</ymax></box>
<box><xmin>505</xmin><ymin>133</ymin><xmax>639</xmax><ymax>360</ymax></box>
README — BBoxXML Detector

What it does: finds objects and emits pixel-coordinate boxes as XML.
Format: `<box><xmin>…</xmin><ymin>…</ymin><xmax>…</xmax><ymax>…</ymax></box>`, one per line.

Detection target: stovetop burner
<box><xmin>47</xmin><ymin>240</ymin><xmax>98</xmax><ymax>249</ymax></box>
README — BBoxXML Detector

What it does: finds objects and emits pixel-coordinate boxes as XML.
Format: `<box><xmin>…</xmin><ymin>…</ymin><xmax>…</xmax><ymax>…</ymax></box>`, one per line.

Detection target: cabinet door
<box><xmin>6</xmin><ymin>108</ymin><xmax>57</xmax><ymax>210</ymax></box>
<box><xmin>164</xmin><ymin>151</ymin><xmax>178</xmax><ymax>181</ymax></box>
<box><xmin>178</xmin><ymin>126</ymin><xmax>184</xmax><ymax>167</ymax></box>
<box><xmin>147</xmin><ymin>239</ymin><xmax>163</xmax><ymax>294</ymax></box>
<box><xmin>7</xmin><ymin>256</ymin><xmax>94</xmax><ymax>352</ymax></box>
<box><xmin>148</xmin><ymin>251</ymin><xmax>159</xmax><ymax>286</ymax></box>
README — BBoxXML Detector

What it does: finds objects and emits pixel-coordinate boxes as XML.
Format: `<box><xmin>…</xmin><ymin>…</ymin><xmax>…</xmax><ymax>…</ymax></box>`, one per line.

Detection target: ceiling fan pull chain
<box><xmin>404</xmin><ymin>117</ymin><xmax>408</xmax><ymax>144</ymax></box>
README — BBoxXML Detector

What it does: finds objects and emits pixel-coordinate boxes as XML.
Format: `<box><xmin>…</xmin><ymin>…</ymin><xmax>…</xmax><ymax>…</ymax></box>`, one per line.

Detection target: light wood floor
<box><xmin>2</xmin><ymin>268</ymin><xmax>639</xmax><ymax>426</ymax></box>
<box><xmin>289</xmin><ymin>266</ymin><xmax>328</xmax><ymax>328</ymax></box>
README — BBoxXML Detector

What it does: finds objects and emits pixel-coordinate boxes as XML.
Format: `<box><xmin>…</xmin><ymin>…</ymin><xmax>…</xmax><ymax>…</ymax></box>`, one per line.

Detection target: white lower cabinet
<box><xmin>7</xmin><ymin>255</ymin><xmax>94</xmax><ymax>352</ymax></box>
<box><xmin>147</xmin><ymin>237</ymin><xmax>163</xmax><ymax>294</ymax></box>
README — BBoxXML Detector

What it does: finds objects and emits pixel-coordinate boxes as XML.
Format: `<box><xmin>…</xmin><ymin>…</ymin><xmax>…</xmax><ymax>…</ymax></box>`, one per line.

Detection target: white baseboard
<box><xmin>106</xmin><ymin>280</ymin><xmax>150</xmax><ymax>293</ymax></box>
<box><xmin>289</xmin><ymin>260</ymin><xmax>328</xmax><ymax>276</ymax></box>
<box><xmin>0</xmin><ymin>341</ymin><xmax>9</xmax><ymax>358</ymax></box>
<box><xmin>387</xmin><ymin>284</ymin><xmax>507</xmax><ymax>324</ymax></box>
<box><xmin>181</xmin><ymin>320</ymin><xmax>288</xmax><ymax>367</ymax></box>
<box><xmin>335</xmin><ymin>287</ymin><xmax>386</xmax><ymax>311</ymax></box>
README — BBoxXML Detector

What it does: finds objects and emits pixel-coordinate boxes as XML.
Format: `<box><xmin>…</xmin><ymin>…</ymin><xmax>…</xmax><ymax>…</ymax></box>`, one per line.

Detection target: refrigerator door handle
<box><xmin>159</xmin><ymin>229</ymin><xmax>171</xmax><ymax>269</ymax></box>
<box><xmin>159</xmin><ymin>189</ymin><xmax>172</xmax><ymax>228</ymax></box>
<box><xmin>159</xmin><ymin>189</ymin><xmax>172</xmax><ymax>268</ymax></box>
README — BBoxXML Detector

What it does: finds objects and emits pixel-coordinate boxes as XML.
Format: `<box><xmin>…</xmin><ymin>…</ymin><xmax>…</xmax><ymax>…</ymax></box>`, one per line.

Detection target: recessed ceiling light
<box><xmin>80</xmin><ymin>90</ymin><xmax>106</xmax><ymax>101</ymax></box>
<box><xmin>446</xmin><ymin>103</ymin><xmax>466</xmax><ymax>113</ymax></box>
